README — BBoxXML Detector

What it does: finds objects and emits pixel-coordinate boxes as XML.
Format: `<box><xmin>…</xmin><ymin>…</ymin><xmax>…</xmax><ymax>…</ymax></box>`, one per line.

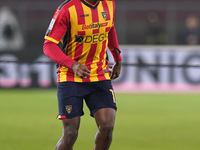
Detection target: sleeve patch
<box><xmin>48</xmin><ymin>19</ymin><xmax>55</xmax><ymax>30</ymax></box>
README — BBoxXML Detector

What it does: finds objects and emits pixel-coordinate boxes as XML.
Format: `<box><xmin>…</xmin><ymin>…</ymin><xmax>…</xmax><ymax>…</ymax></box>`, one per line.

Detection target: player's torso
<box><xmin>65</xmin><ymin>0</ymin><xmax>114</xmax><ymax>62</ymax></box>
<box><xmin>59</xmin><ymin>0</ymin><xmax>114</xmax><ymax>82</ymax></box>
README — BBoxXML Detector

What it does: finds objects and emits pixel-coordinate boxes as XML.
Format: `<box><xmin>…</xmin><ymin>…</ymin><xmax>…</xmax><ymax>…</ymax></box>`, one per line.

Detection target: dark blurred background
<box><xmin>0</xmin><ymin>0</ymin><xmax>200</xmax><ymax>88</ymax></box>
<box><xmin>1</xmin><ymin>0</ymin><xmax>200</xmax><ymax>58</ymax></box>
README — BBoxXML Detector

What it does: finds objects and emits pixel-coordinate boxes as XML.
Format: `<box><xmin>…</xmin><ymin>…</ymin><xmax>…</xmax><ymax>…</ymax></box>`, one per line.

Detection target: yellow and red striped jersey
<box><xmin>45</xmin><ymin>0</ymin><xmax>117</xmax><ymax>82</ymax></box>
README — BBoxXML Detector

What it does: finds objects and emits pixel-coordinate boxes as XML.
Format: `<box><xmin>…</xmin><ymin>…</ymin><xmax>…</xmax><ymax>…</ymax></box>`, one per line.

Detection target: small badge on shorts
<box><xmin>65</xmin><ymin>105</ymin><xmax>72</xmax><ymax>114</ymax></box>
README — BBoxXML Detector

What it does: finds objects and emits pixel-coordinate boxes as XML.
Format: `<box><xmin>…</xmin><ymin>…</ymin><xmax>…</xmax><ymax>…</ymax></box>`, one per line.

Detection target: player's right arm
<box><xmin>43</xmin><ymin>4</ymin><xmax>90</xmax><ymax>79</ymax></box>
<box><xmin>43</xmin><ymin>41</ymin><xmax>90</xmax><ymax>79</ymax></box>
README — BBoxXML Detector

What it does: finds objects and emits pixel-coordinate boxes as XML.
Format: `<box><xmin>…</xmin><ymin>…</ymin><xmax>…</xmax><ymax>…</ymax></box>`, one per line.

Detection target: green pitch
<box><xmin>0</xmin><ymin>89</ymin><xmax>200</xmax><ymax>150</ymax></box>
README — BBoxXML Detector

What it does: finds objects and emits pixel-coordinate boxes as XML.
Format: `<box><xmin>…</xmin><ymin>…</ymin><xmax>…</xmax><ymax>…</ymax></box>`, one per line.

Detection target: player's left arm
<box><xmin>110</xmin><ymin>59</ymin><xmax>122</xmax><ymax>80</ymax></box>
<box><xmin>108</xmin><ymin>25</ymin><xmax>122</xmax><ymax>80</ymax></box>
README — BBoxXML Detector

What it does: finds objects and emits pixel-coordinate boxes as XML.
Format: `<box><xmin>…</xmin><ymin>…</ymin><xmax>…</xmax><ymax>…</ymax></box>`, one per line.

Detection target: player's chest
<box><xmin>68</xmin><ymin>4</ymin><xmax>113</xmax><ymax>34</ymax></box>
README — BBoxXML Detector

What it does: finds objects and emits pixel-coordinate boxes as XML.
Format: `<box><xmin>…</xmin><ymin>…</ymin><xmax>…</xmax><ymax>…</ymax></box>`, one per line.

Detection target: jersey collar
<box><xmin>80</xmin><ymin>0</ymin><xmax>100</xmax><ymax>9</ymax></box>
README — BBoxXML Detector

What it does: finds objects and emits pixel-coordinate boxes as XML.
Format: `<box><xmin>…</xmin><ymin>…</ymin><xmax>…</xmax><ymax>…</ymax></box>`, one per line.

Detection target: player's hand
<box><xmin>110</xmin><ymin>60</ymin><xmax>122</xmax><ymax>80</ymax></box>
<box><xmin>72</xmin><ymin>62</ymin><xmax>91</xmax><ymax>79</ymax></box>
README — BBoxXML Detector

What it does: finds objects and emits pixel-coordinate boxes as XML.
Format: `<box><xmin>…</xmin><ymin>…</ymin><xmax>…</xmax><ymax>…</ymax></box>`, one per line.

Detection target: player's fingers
<box><xmin>83</xmin><ymin>67</ymin><xmax>91</xmax><ymax>75</ymax></box>
<box><xmin>108</xmin><ymin>66</ymin><xmax>113</xmax><ymax>76</ymax></box>
<box><xmin>76</xmin><ymin>71</ymin><xmax>86</xmax><ymax>79</ymax></box>
<box><xmin>72</xmin><ymin>63</ymin><xmax>90</xmax><ymax>78</ymax></box>
<box><xmin>79</xmin><ymin>65</ymin><xmax>90</xmax><ymax>75</ymax></box>
<box><xmin>110</xmin><ymin>73</ymin><xmax>116</xmax><ymax>80</ymax></box>
<box><xmin>77</xmin><ymin>66</ymin><xmax>90</xmax><ymax>79</ymax></box>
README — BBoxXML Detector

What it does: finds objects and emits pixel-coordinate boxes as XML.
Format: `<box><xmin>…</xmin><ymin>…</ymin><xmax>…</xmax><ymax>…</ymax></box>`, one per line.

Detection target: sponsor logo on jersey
<box><xmin>80</xmin><ymin>14</ymin><xmax>89</xmax><ymax>17</ymax></box>
<box><xmin>48</xmin><ymin>19</ymin><xmax>55</xmax><ymax>30</ymax></box>
<box><xmin>82</xmin><ymin>22</ymin><xmax>108</xmax><ymax>30</ymax></box>
<box><xmin>101</xmin><ymin>11</ymin><xmax>107</xmax><ymax>20</ymax></box>
<box><xmin>75</xmin><ymin>33</ymin><xmax>108</xmax><ymax>43</ymax></box>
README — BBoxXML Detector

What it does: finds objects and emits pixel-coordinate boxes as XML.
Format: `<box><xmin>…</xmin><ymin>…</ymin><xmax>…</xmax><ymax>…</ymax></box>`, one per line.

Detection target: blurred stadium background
<box><xmin>0</xmin><ymin>0</ymin><xmax>200</xmax><ymax>150</ymax></box>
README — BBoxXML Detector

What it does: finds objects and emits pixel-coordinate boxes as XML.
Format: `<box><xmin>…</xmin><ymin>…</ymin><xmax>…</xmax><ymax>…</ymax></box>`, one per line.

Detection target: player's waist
<box><xmin>57</xmin><ymin>69</ymin><xmax>110</xmax><ymax>82</ymax></box>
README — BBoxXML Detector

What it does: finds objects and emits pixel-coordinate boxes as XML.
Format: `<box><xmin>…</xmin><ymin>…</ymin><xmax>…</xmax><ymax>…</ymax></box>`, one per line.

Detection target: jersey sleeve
<box><xmin>44</xmin><ymin>5</ymin><xmax>75</xmax><ymax>69</ymax></box>
<box><xmin>108</xmin><ymin>0</ymin><xmax>121</xmax><ymax>62</ymax></box>
<box><xmin>108</xmin><ymin>25</ymin><xmax>122</xmax><ymax>62</ymax></box>
<box><xmin>44</xmin><ymin>7</ymin><xmax>70</xmax><ymax>44</ymax></box>
<box><xmin>43</xmin><ymin>40</ymin><xmax>76</xmax><ymax>69</ymax></box>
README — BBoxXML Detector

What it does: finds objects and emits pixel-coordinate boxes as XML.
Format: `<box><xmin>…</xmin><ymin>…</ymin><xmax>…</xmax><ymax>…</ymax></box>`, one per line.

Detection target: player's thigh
<box><xmin>62</xmin><ymin>116</ymin><xmax>81</xmax><ymax>135</ymax></box>
<box><xmin>94</xmin><ymin>108</ymin><xmax>116</xmax><ymax>128</ymax></box>
<box><xmin>57</xmin><ymin>82</ymin><xmax>85</xmax><ymax>119</ymax></box>
<box><xmin>85</xmin><ymin>80</ymin><xmax>117</xmax><ymax>117</ymax></box>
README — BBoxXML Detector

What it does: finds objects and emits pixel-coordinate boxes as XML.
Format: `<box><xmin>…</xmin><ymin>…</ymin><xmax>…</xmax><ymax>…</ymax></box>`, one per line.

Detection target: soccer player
<box><xmin>43</xmin><ymin>0</ymin><xmax>122</xmax><ymax>150</ymax></box>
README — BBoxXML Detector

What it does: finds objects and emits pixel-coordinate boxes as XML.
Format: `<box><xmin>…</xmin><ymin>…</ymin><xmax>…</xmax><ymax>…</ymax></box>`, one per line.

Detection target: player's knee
<box><xmin>63</xmin><ymin>129</ymin><xmax>78</xmax><ymax>144</ymax></box>
<box><xmin>99</xmin><ymin>124</ymin><xmax>114</xmax><ymax>136</ymax></box>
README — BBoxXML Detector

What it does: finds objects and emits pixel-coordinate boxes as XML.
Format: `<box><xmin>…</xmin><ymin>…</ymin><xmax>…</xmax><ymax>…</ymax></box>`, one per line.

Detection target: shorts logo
<box><xmin>101</xmin><ymin>11</ymin><xmax>107</xmax><ymax>20</ymax></box>
<box><xmin>65</xmin><ymin>105</ymin><xmax>72</xmax><ymax>114</ymax></box>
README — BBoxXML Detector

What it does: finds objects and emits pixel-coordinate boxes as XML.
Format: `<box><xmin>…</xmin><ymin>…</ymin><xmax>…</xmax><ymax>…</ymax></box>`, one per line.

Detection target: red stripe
<box><xmin>85</xmin><ymin>43</ymin><xmax>97</xmax><ymax>65</ymax></box>
<box><xmin>97</xmin><ymin>40</ymin><xmax>107</xmax><ymax>81</ymax></box>
<box><xmin>112</xmin><ymin>0</ymin><xmax>115</xmax><ymax>24</ymax></box>
<box><xmin>102</xmin><ymin>1</ymin><xmax>111</xmax><ymax>21</ymax></box>
<box><xmin>83</xmin><ymin>43</ymin><xmax>98</xmax><ymax>82</ymax></box>
<box><xmin>66</xmin><ymin>43</ymin><xmax>84</xmax><ymax>82</ymax></box>
<box><xmin>74</xmin><ymin>43</ymin><xmax>84</xmax><ymax>62</ymax></box>
<box><xmin>93</xmin><ymin>29</ymin><xmax>99</xmax><ymax>34</ymax></box>
<box><xmin>66</xmin><ymin>24</ymin><xmax>72</xmax><ymax>52</ymax></box>
<box><xmin>58</xmin><ymin>115</ymin><xmax>67</xmax><ymax>119</ymax></box>
<box><xmin>105</xmin><ymin>27</ymin><xmax>111</xmax><ymax>33</ymax></box>
<box><xmin>67</xmin><ymin>69</ymin><xmax>74</xmax><ymax>82</ymax></box>
<box><xmin>91</xmin><ymin>7</ymin><xmax>99</xmax><ymax>23</ymax></box>
<box><xmin>83</xmin><ymin>74</ymin><xmax>91</xmax><ymax>82</ymax></box>
<box><xmin>78</xmin><ymin>31</ymin><xmax>86</xmax><ymax>35</ymax></box>
<box><xmin>57</xmin><ymin>67</ymin><xmax>61</xmax><ymax>82</ymax></box>
<box><xmin>75</xmin><ymin>2</ymin><xmax>85</xmax><ymax>25</ymax></box>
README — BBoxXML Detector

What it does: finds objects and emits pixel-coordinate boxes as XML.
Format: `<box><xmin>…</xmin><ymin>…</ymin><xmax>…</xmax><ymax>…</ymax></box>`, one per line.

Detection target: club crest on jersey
<box><xmin>101</xmin><ymin>11</ymin><xmax>107</xmax><ymax>20</ymax></box>
<box><xmin>65</xmin><ymin>105</ymin><xmax>72</xmax><ymax>114</ymax></box>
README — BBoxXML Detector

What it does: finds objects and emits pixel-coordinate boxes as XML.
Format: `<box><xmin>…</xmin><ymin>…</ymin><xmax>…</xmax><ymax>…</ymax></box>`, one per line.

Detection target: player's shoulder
<box><xmin>57</xmin><ymin>0</ymin><xmax>79</xmax><ymax>11</ymax></box>
<box><xmin>103</xmin><ymin>0</ymin><xmax>116</xmax><ymax>5</ymax></box>
<box><xmin>104</xmin><ymin>0</ymin><xmax>115</xmax><ymax>2</ymax></box>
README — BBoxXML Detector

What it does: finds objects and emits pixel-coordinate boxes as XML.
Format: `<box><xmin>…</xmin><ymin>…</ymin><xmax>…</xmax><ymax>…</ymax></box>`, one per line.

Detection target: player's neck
<box><xmin>85</xmin><ymin>0</ymin><xmax>99</xmax><ymax>5</ymax></box>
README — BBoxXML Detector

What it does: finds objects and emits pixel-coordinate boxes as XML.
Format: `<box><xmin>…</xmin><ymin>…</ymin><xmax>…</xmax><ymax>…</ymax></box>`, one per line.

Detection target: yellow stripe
<box><xmin>68</xmin><ymin>6</ymin><xmax>78</xmax><ymax>60</ymax></box>
<box><xmin>59</xmin><ymin>68</ymin><xmax>68</xmax><ymax>82</ymax></box>
<box><xmin>44</xmin><ymin>36</ymin><xmax>59</xmax><ymax>44</ymax></box>
<box><xmin>78</xmin><ymin>4</ymin><xmax>92</xmax><ymax>77</ymax></box>
<box><xmin>106</xmin><ymin>1</ymin><xmax>114</xmax><ymax>26</ymax></box>
<box><xmin>98</xmin><ymin>2</ymin><xmax>105</xmax><ymax>23</ymax></box>
<box><xmin>68</xmin><ymin>6</ymin><xmax>82</xmax><ymax>82</ymax></box>
<box><xmin>79</xmin><ymin>2</ymin><xmax>92</xmax><ymax>65</ymax></box>
<box><xmin>109</xmin><ymin>89</ymin><xmax>116</xmax><ymax>103</ymax></box>
<box><xmin>89</xmin><ymin>2</ymin><xmax>109</xmax><ymax>81</ymax></box>
<box><xmin>104</xmin><ymin>1</ymin><xmax>113</xmax><ymax>80</ymax></box>
<box><xmin>57</xmin><ymin>115</ymin><xmax>61</xmax><ymax>119</ymax></box>
<box><xmin>56</xmin><ymin>6</ymin><xmax>78</xmax><ymax>82</ymax></box>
